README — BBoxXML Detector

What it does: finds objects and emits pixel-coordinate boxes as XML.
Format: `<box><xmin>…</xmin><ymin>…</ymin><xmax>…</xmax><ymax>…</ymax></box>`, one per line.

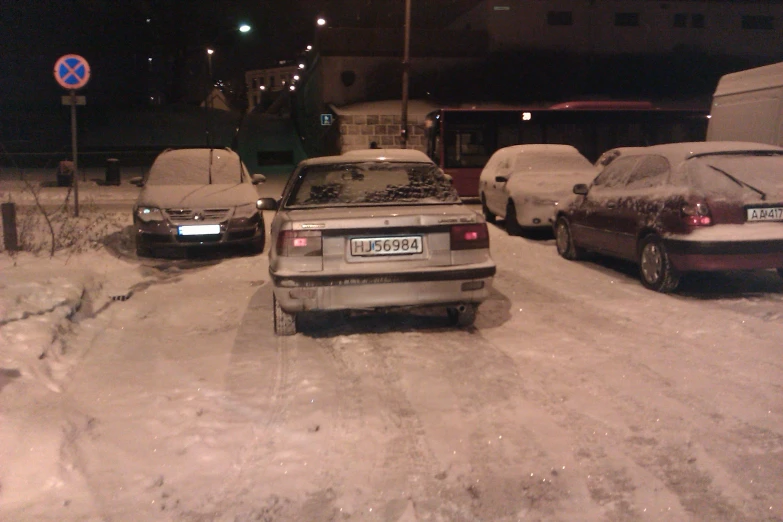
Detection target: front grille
<box><xmin>165</xmin><ymin>208</ymin><xmax>231</xmax><ymax>223</ymax></box>
<box><xmin>176</xmin><ymin>234</ymin><xmax>224</xmax><ymax>244</ymax></box>
<box><xmin>227</xmin><ymin>230</ymin><xmax>256</xmax><ymax>241</ymax></box>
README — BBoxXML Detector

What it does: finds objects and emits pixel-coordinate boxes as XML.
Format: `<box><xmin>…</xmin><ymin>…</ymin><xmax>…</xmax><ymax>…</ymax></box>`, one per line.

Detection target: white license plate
<box><xmin>746</xmin><ymin>207</ymin><xmax>783</xmax><ymax>222</ymax></box>
<box><xmin>350</xmin><ymin>235</ymin><xmax>423</xmax><ymax>256</ymax></box>
<box><xmin>178</xmin><ymin>224</ymin><xmax>221</xmax><ymax>236</ymax></box>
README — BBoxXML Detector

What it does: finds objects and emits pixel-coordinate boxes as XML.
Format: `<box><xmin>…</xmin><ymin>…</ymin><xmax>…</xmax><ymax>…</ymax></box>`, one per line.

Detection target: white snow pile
<box><xmin>0</xmin><ymin>267</ymin><xmax>88</xmax><ymax>392</ymax></box>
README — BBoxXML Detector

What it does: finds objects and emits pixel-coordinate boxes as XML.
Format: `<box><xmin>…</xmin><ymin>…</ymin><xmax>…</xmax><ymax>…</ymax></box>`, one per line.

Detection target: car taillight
<box><xmin>450</xmin><ymin>223</ymin><xmax>489</xmax><ymax>250</ymax></box>
<box><xmin>276</xmin><ymin>230</ymin><xmax>323</xmax><ymax>256</ymax></box>
<box><xmin>681</xmin><ymin>201</ymin><xmax>712</xmax><ymax>226</ymax></box>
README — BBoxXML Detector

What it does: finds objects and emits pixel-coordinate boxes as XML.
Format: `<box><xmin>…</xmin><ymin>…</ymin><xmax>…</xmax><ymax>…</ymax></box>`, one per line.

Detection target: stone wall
<box><xmin>337</xmin><ymin>113</ymin><xmax>428</xmax><ymax>153</ymax></box>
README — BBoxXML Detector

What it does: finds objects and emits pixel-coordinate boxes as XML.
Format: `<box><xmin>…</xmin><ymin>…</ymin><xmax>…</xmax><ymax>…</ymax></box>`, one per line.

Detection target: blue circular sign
<box><xmin>54</xmin><ymin>54</ymin><xmax>91</xmax><ymax>90</ymax></box>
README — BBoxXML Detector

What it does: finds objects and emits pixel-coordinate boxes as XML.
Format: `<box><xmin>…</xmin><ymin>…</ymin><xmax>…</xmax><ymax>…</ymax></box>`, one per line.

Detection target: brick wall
<box><xmin>338</xmin><ymin>113</ymin><xmax>428</xmax><ymax>153</ymax></box>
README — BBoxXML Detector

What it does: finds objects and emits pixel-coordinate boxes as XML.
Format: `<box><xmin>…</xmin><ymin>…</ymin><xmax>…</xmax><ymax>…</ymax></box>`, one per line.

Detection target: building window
<box><xmin>742</xmin><ymin>15</ymin><xmax>774</xmax><ymax>30</ymax></box>
<box><xmin>547</xmin><ymin>11</ymin><xmax>573</xmax><ymax>26</ymax></box>
<box><xmin>615</xmin><ymin>12</ymin><xmax>640</xmax><ymax>27</ymax></box>
<box><xmin>252</xmin><ymin>78</ymin><xmax>257</xmax><ymax>89</ymax></box>
<box><xmin>691</xmin><ymin>13</ymin><xmax>705</xmax><ymax>28</ymax></box>
<box><xmin>674</xmin><ymin>13</ymin><xmax>687</xmax><ymax>28</ymax></box>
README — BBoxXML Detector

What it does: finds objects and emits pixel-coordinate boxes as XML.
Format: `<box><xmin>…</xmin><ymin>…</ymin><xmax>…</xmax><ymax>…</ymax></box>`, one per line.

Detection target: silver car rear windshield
<box><xmin>147</xmin><ymin>151</ymin><xmax>246</xmax><ymax>185</ymax></box>
<box><xmin>284</xmin><ymin>162</ymin><xmax>460</xmax><ymax>208</ymax></box>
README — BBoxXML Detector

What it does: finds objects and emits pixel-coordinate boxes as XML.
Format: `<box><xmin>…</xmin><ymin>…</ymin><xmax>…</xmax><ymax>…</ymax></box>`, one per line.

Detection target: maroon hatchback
<box><xmin>554</xmin><ymin>142</ymin><xmax>783</xmax><ymax>292</ymax></box>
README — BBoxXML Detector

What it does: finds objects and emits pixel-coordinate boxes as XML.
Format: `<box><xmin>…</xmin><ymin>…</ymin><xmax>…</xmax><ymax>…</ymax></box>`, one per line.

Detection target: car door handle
<box><xmin>606</xmin><ymin>202</ymin><xmax>617</xmax><ymax>209</ymax></box>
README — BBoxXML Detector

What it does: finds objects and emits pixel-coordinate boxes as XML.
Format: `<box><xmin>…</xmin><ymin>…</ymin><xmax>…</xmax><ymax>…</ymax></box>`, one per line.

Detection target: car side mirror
<box><xmin>251</xmin><ymin>174</ymin><xmax>266</xmax><ymax>185</ymax></box>
<box><xmin>129</xmin><ymin>176</ymin><xmax>144</xmax><ymax>187</ymax></box>
<box><xmin>495</xmin><ymin>175</ymin><xmax>508</xmax><ymax>183</ymax></box>
<box><xmin>573</xmin><ymin>184</ymin><xmax>589</xmax><ymax>195</ymax></box>
<box><xmin>255</xmin><ymin>197</ymin><xmax>278</xmax><ymax>211</ymax></box>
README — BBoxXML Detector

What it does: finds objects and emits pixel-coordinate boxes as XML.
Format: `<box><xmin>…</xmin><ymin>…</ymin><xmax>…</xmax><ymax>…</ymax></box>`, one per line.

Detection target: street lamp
<box><xmin>316</xmin><ymin>17</ymin><xmax>327</xmax><ymax>27</ymax></box>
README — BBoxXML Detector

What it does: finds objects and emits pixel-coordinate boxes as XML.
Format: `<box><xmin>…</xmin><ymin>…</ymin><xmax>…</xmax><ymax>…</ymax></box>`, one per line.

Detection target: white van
<box><xmin>707</xmin><ymin>62</ymin><xmax>783</xmax><ymax>146</ymax></box>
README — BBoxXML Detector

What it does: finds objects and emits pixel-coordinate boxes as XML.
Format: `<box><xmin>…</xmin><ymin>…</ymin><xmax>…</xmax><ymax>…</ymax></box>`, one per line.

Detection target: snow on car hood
<box><xmin>507</xmin><ymin>170</ymin><xmax>598</xmax><ymax>198</ymax></box>
<box><xmin>137</xmin><ymin>184</ymin><xmax>259</xmax><ymax>209</ymax></box>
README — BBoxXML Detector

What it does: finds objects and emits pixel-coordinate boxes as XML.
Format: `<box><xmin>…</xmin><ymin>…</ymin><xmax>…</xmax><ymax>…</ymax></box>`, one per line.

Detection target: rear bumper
<box><xmin>664</xmin><ymin>238</ymin><xmax>783</xmax><ymax>271</ymax></box>
<box><xmin>271</xmin><ymin>264</ymin><xmax>496</xmax><ymax>312</ymax></box>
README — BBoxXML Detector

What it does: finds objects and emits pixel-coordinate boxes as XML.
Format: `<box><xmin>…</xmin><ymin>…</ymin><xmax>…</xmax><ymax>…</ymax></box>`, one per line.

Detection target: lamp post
<box><xmin>206</xmin><ymin>48</ymin><xmax>214</xmax><ymax>82</ymax></box>
<box><xmin>202</xmin><ymin>24</ymin><xmax>251</xmax><ymax>147</ymax></box>
<box><xmin>400</xmin><ymin>0</ymin><xmax>412</xmax><ymax>149</ymax></box>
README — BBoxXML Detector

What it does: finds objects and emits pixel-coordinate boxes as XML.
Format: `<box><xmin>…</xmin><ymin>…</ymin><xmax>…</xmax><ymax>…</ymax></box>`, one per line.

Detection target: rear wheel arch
<box><xmin>638</xmin><ymin>234</ymin><xmax>681</xmax><ymax>293</ymax></box>
<box><xmin>636</xmin><ymin>227</ymin><xmax>659</xmax><ymax>255</ymax></box>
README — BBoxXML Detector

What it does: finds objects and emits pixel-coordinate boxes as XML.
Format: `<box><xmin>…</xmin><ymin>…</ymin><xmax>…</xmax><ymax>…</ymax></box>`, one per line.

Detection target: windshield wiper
<box><xmin>707</xmin><ymin>164</ymin><xmax>766</xmax><ymax>200</ymax></box>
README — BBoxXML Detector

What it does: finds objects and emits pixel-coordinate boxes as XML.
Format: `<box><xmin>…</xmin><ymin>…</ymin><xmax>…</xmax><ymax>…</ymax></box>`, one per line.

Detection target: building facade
<box><xmin>451</xmin><ymin>0</ymin><xmax>783</xmax><ymax>58</ymax></box>
<box><xmin>245</xmin><ymin>63</ymin><xmax>301</xmax><ymax>111</ymax></box>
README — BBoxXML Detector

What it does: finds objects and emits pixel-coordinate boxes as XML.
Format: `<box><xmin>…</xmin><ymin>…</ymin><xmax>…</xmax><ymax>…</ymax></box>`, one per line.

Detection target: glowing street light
<box><xmin>298</xmin><ymin>63</ymin><xmax>305</xmax><ymax>69</ymax></box>
<box><xmin>239</xmin><ymin>24</ymin><xmax>251</xmax><ymax>33</ymax></box>
<box><xmin>316</xmin><ymin>17</ymin><xmax>327</xmax><ymax>27</ymax></box>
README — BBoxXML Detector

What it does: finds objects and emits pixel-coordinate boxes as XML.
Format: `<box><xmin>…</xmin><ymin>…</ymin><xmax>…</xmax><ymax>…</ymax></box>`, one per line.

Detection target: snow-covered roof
<box><xmin>713</xmin><ymin>61</ymin><xmax>783</xmax><ymax>97</ymax></box>
<box><xmin>341</xmin><ymin>149</ymin><xmax>432</xmax><ymax>162</ymax></box>
<box><xmin>491</xmin><ymin>144</ymin><xmax>581</xmax><ymax>156</ymax></box>
<box><xmin>329</xmin><ymin>100</ymin><xmax>441</xmax><ymax>119</ymax></box>
<box><xmin>301</xmin><ymin>149</ymin><xmax>434</xmax><ymax>166</ymax></box>
<box><xmin>614</xmin><ymin>141</ymin><xmax>783</xmax><ymax>165</ymax></box>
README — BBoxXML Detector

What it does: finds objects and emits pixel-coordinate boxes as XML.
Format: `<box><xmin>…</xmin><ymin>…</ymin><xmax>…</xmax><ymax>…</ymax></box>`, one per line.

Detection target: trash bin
<box><xmin>105</xmin><ymin>158</ymin><xmax>120</xmax><ymax>186</ymax></box>
<box><xmin>57</xmin><ymin>160</ymin><xmax>74</xmax><ymax>187</ymax></box>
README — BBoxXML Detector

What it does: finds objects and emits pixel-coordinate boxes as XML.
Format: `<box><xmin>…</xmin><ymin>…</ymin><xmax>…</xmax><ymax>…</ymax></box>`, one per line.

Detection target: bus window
<box><xmin>445</xmin><ymin>125</ymin><xmax>491</xmax><ymax>168</ymax></box>
<box><xmin>498</xmin><ymin>124</ymin><xmax>520</xmax><ymax>149</ymax></box>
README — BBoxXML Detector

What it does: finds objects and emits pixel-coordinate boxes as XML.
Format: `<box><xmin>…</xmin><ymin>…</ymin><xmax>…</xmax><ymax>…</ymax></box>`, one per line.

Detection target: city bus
<box><xmin>424</xmin><ymin>101</ymin><xmax>709</xmax><ymax>197</ymax></box>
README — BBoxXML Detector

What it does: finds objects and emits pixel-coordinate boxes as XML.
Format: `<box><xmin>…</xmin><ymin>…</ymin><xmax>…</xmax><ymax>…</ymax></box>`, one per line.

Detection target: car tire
<box><xmin>447</xmin><ymin>303</ymin><xmax>477</xmax><ymax>327</ymax></box>
<box><xmin>554</xmin><ymin>217</ymin><xmax>585</xmax><ymax>260</ymax></box>
<box><xmin>273</xmin><ymin>293</ymin><xmax>297</xmax><ymax>336</ymax></box>
<box><xmin>481</xmin><ymin>194</ymin><xmax>496</xmax><ymax>224</ymax></box>
<box><xmin>638</xmin><ymin>235</ymin><xmax>681</xmax><ymax>293</ymax></box>
<box><xmin>505</xmin><ymin>201</ymin><xmax>523</xmax><ymax>236</ymax></box>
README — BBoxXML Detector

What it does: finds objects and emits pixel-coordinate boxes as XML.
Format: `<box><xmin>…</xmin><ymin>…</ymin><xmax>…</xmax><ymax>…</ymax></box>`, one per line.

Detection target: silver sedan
<box><xmin>259</xmin><ymin>149</ymin><xmax>496</xmax><ymax>335</ymax></box>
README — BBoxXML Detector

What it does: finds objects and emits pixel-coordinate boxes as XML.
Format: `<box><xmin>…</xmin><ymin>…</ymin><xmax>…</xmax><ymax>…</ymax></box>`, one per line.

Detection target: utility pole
<box><xmin>400</xmin><ymin>0</ymin><xmax>412</xmax><ymax>149</ymax></box>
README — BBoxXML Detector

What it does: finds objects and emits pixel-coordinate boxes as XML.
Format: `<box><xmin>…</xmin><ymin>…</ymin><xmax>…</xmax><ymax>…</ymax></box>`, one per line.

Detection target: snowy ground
<box><xmin>1</xmin><ymin>173</ymin><xmax>782</xmax><ymax>521</ymax></box>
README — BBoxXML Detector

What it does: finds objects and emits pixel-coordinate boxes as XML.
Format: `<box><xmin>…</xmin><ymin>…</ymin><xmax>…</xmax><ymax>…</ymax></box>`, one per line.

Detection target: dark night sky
<box><xmin>0</xmin><ymin>0</ymin><xmax>480</xmax><ymax>105</ymax></box>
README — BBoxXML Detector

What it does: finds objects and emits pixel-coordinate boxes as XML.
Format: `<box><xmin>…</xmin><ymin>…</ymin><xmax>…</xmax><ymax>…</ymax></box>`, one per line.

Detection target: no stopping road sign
<box><xmin>54</xmin><ymin>54</ymin><xmax>91</xmax><ymax>90</ymax></box>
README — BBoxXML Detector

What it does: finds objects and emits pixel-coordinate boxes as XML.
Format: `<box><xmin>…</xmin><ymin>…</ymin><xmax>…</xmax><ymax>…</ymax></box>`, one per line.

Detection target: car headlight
<box><xmin>136</xmin><ymin>206</ymin><xmax>164</xmax><ymax>222</ymax></box>
<box><xmin>234</xmin><ymin>202</ymin><xmax>260</xmax><ymax>218</ymax></box>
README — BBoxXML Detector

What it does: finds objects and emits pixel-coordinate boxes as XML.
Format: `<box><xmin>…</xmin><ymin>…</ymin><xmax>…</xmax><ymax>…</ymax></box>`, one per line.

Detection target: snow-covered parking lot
<box><xmin>1</xmin><ymin>198</ymin><xmax>782</xmax><ymax>521</ymax></box>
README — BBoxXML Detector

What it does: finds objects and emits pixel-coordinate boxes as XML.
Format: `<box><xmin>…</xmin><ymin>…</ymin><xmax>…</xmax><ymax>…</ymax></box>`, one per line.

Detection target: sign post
<box><xmin>54</xmin><ymin>54</ymin><xmax>90</xmax><ymax>217</ymax></box>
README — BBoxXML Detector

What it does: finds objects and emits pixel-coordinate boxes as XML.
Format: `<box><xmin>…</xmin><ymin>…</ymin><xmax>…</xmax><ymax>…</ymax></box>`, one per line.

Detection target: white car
<box><xmin>131</xmin><ymin>148</ymin><xmax>267</xmax><ymax>257</ymax></box>
<box><xmin>262</xmin><ymin>149</ymin><xmax>496</xmax><ymax>336</ymax></box>
<box><xmin>478</xmin><ymin>144</ymin><xmax>599</xmax><ymax>234</ymax></box>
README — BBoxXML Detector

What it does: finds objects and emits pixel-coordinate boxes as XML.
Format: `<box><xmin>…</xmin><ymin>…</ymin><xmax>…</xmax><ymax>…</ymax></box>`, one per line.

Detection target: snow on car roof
<box><xmin>157</xmin><ymin>148</ymin><xmax>240</xmax><ymax>160</ymax></box>
<box><xmin>612</xmin><ymin>141</ymin><xmax>783</xmax><ymax>165</ymax></box>
<box><xmin>490</xmin><ymin>144</ymin><xmax>582</xmax><ymax>156</ymax></box>
<box><xmin>301</xmin><ymin>149</ymin><xmax>434</xmax><ymax>166</ymax></box>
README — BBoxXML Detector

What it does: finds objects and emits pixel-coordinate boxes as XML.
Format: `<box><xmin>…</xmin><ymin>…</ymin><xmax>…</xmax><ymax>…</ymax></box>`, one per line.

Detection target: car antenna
<box><xmin>208</xmin><ymin>147</ymin><xmax>214</xmax><ymax>185</ymax></box>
